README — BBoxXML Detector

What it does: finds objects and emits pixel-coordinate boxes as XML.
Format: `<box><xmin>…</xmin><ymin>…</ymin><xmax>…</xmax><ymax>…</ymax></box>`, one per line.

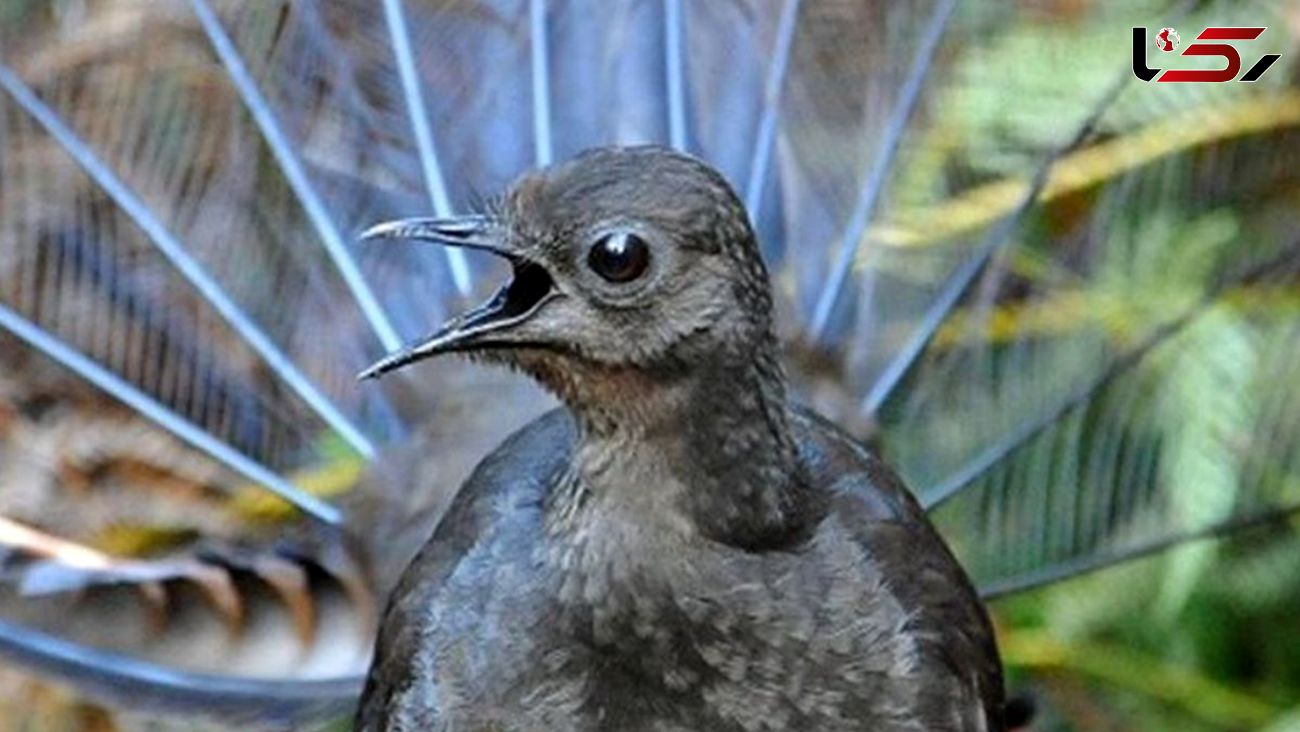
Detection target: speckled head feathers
<box><xmin>360</xmin><ymin>146</ymin><xmax>779</xmax><ymax>395</ymax></box>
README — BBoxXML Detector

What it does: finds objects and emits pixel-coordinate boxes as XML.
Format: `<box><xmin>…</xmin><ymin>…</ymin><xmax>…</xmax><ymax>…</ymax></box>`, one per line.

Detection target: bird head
<box><xmin>359</xmin><ymin>146</ymin><xmax>777</xmax><ymax>411</ymax></box>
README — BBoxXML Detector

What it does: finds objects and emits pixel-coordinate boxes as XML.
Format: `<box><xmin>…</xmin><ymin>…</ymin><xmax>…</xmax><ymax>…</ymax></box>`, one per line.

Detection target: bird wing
<box><xmin>794</xmin><ymin>408</ymin><xmax>1005</xmax><ymax>731</ymax></box>
<box><xmin>356</xmin><ymin>408</ymin><xmax>575</xmax><ymax>730</ymax></box>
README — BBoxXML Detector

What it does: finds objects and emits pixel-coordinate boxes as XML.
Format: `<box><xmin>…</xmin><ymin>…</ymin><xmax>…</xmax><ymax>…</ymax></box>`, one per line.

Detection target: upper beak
<box><xmin>356</xmin><ymin>216</ymin><xmax>557</xmax><ymax>380</ymax></box>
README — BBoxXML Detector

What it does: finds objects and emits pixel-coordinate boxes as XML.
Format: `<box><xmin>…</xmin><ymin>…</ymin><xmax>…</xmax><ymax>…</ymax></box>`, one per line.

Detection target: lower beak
<box><xmin>356</xmin><ymin>217</ymin><xmax>557</xmax><ymax>380</ymax></box>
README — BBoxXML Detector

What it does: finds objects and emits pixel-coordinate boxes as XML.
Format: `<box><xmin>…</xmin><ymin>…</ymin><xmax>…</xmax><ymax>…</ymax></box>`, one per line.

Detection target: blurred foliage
<box><xmin>946</xmin><ymin>1</ymin><xmax>1300</xmax><ymax>729</ymax></box>
<box><xmin>996</xmin><ymin>519</ymin><xmax>1300</xmax><ymax>731</ymax></box>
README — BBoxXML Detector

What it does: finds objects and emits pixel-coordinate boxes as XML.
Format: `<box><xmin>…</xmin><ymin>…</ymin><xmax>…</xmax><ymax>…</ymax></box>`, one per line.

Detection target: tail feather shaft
<box><xmin>190</xmin><ymin>0</ymin><xmax>403</xmax><ymax>352</ymax></box>
<box><xmin>381</xmin><ymin>0</ymin><xmax>474</xmax><ymax>295</ymax></box>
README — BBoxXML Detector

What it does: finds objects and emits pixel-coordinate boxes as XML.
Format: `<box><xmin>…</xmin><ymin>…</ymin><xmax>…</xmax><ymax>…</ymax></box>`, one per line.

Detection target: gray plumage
<box><xmin>357</xmin><ymin>146</ymin><xmax>1004</xmax><ymax>731</ymax></box>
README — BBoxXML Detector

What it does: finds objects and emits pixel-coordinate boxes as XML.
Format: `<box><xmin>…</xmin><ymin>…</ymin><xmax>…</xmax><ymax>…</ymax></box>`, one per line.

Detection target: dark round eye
<box><xmin>587</xmin><ymin>232</ymin><xmax>651</xmax><ymax>283</ymax></box>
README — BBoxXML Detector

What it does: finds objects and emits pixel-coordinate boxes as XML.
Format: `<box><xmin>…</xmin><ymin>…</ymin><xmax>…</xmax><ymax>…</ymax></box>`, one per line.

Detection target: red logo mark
<box><xmin>1133</xmin><ymin>27</ymin><xmax>1280</xmax><ymax>83</ymax></box>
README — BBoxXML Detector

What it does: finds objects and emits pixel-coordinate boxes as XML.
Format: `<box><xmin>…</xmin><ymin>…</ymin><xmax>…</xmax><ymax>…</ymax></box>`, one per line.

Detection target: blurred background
<box><xmin>1</xmin><ymin>0</ymin><xmax>1299</xmax><ymax>729</ymax></box>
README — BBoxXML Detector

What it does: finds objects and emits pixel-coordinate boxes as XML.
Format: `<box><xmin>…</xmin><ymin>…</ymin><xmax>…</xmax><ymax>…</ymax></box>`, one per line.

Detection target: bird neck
<box><xmin>557</xmin><ymin>337</ymin><xmax>819</xmax><ymax>551</ymax></box>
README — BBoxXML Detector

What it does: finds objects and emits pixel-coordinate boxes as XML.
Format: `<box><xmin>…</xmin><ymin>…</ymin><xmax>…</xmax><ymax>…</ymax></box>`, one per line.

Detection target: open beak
<box><xmin>357</xmin><ymin>216</ymin><xmax>557</xmax><ymax>380</ymax></box>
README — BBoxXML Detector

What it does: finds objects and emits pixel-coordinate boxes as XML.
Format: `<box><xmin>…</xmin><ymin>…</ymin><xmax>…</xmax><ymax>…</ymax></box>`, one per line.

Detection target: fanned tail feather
<box><xmin>0</xmin><ymin>619</ymin><xmax>360</xmax><ymax>725</ymax></box>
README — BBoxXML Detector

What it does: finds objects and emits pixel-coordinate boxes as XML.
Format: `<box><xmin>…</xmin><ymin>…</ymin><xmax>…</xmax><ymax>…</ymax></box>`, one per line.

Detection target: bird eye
<box><xmin>587</xmin><ymin>232</ymin><xmax>650</xmax><ymax>283</ymax></box>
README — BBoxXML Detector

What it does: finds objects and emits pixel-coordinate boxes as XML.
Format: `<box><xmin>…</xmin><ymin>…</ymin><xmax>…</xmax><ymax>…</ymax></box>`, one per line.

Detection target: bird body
<box><xmin>361</xmin><ymin>409</ymin><xmax>1003</xmax><ymax>731</ymax></box>
<box><xmin>357</xmin><ymin>147</ymin><xmax>1003</xmax><ymax>731</ymax></box>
